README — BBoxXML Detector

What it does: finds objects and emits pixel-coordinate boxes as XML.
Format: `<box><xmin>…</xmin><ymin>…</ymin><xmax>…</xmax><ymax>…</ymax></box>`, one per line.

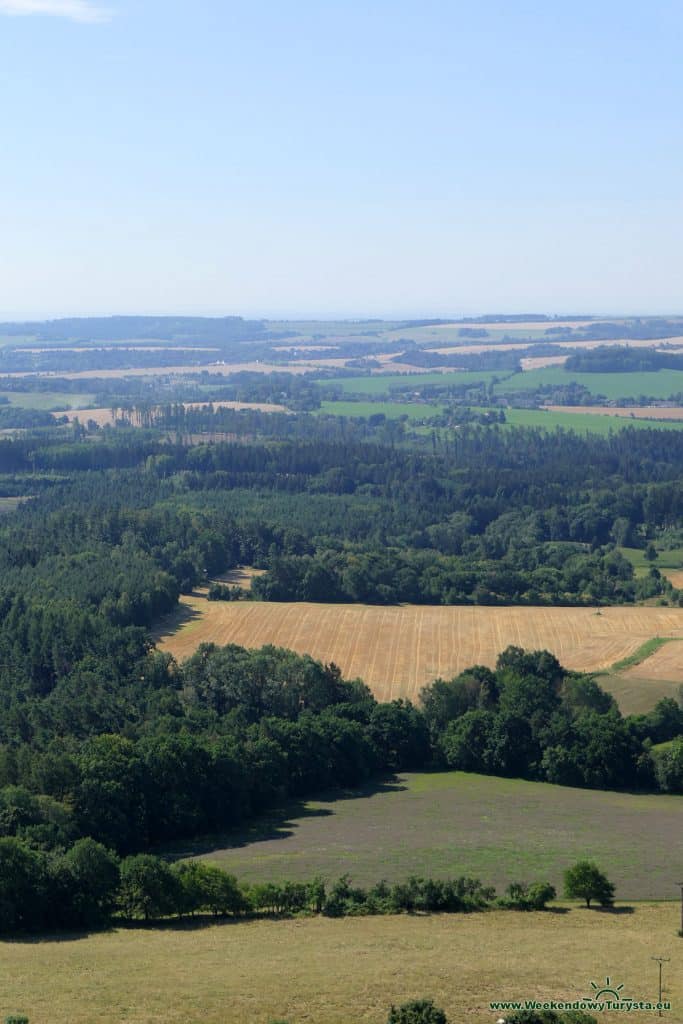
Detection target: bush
<box><xmin>322</xmin><ymin>874</ymin><xmax>369</xmax><ymax>917</ymax></box>
<box><xmin>498</xmin><ymin>881</ymin><xmax>556</xmax><ymax>911</ymax></box>
<box><xmin>387</xmin><ymin>999</ymin><xmax>448</xmax><ymax>1024</ymax></box>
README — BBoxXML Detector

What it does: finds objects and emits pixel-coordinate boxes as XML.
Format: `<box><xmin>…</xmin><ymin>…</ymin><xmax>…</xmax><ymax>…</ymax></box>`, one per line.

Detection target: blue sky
<box><xmin>1</xmin><ymin>0</ymin><xmax>682</xmax><ymax>318</ymax></box>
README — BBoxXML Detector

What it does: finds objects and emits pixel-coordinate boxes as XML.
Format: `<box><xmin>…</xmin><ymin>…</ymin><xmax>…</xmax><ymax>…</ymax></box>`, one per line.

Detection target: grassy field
<box><xmin>0</xmin><ymin>390</ymin><xmax>96</xmax><ymax>410</ymax></box>
<box><xmin>317</xmin><ymin>400</ymin><xmax>444</xmax><ymax>419</ymax></box>
<box><xmin>546</xmin><ymin>404</ymin><xmax>683</xmax><ymax>420</ymax></box>
<box><xmin>496</xmin><ymin>367</ymin><xmax>683</xmax><ymax>400</ymax></box>
<box><xmin>501</xmin><ymin>406</ymin><xmax>683</xmax><ymax>434</ymax></box>
<box><xmin>592</xmin><ymin>669</ymin><xmax>681</xmax><ymax>713</ymax></box>
<box><xmin>178</xmin><ymin>771</ymin><xmax>682</xmax><ymax>900</ymax></box>
<box><xmin>620</xmin><ymin>546</ymin><xmax>683</xmax><ymax>572</ymax></box>
<box><xmin>316</xmin><ymin>400</ymin><xmax>683</xmax><ymax>434</ymax></box>
<box><xmin>155</xmin><ymin>596</ymin><xmax>683</xmax><ymax>712</ymax></box>
<box><xmin>323</xmin><ymin>370</ymin><xmax>506</xmax><ymax>395</ymax></box>
<box><xmin>2</xmin><ymin>904</ymin><xmax>679</xmax><ymax>1024</ymax></box>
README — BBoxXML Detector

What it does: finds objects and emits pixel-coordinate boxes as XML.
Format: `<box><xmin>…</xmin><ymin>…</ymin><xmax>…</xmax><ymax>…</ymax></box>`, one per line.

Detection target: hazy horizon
<box><xmin>2</xmin><ymin>1</ymin><xmax>682</xmax><ymax>317</ymax></box>
<box><xmin>2</xmin><ymin>309</ymin><xmax>683</xmax><ymax>324</ymax></box>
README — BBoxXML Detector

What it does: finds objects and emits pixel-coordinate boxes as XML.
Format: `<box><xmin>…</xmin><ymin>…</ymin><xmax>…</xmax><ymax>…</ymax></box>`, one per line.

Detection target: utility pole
<box><xmin>651</xmin><ymin>957</ymin><xmax>670</xmax><ymax>1016</ymax></box>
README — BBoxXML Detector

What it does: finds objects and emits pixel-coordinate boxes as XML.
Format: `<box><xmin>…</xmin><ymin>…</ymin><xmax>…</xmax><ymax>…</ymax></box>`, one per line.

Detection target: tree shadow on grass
<box><xmin>1</xmin><ymin>925</ymin><xmax>117</xmax><ymax>946</ymax></box>
<box><xmin>162</xmin><ymin>775</ymin><xmax>407</xmax><ymax>862</ymax></box>
<box><xmin>148</xmin><ymin>598</ymin><xmax>203</xmax><ymax>644</ymax></box>
<box><xmin>589</xmin><ymin>905</ymin><xmax>635</xmax><ymax>915</ymax></box>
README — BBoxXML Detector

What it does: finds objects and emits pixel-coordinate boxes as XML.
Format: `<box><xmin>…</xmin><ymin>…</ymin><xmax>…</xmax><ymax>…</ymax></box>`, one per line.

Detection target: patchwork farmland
<box><xmin>156</xmin><ymin>597</ymin><xmax>683</xmax><ymax>710</ymax></box>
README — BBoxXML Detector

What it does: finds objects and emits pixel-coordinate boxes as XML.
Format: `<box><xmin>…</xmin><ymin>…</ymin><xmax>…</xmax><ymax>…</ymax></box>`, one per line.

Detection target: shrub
<box><xmin>387</xmin><ymin>999</ymin><xmax>448</xmax><ymax>1023</ymax></box>
<box><xmin>498</xmin><ymin>881</ymin><xmax>556</xmax><ymax>911</ymax></box>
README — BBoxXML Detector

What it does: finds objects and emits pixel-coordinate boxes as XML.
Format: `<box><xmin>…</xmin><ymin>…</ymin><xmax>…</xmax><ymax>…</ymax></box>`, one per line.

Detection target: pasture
<box><xmin>496</xmin><ymin>407</ymin><xmax>683</xmax><ymax>435</ymax></box>
<box><xmin>180</xmin><ymin>771</ymin><xmax>682</xmax><ymax>899</ymax></box>
<box><xmin>317</xmin><ymin>400</ymin><xmax>443</xmax><ymax>419</ymax></box>
<box><xmin>319</xmin><ymin>400</ymin><xmax>683</xmax><ymax>434</ymax></box>
<box><xmin>156</xmin><ymin>597</ymin><xmax>683</xmax><ymax>712</ymax></box>
<box><xmin>2</xmin><ymin>904</ymin><xmax>679</xmax><ymax>1024</ymax></box>
<box><xmin>496</xmin><ymin>367</ymin><xmax>683</xmax><ymax>400</ymax></box>
<box><xmin>546</xmin><ymin>404</ymin><xmax>683</xmax><ymax>420</ymax></box>
<box><xmin>0</xmin><ymin>390</ymin><xmax>96</xmax><ymax>410</ymax></box>
<box><xmin>322</xmin><ymin>370</ymin><xmax>506</xmax><ymax>394</ymax></box>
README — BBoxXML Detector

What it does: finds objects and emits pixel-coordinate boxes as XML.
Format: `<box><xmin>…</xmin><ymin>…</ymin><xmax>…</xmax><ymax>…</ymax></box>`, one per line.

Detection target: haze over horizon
<box><xmin>2</xmin><ymin>0</ymin><xmax>682</xmax><ymax>318</ymax></box>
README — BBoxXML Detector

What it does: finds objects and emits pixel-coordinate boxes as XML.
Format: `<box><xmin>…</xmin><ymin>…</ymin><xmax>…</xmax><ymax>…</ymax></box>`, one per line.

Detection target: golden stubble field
<box><xmin>2</xmin><ymin>906</ymin><xmax>679</xmax><ymax>1024</ymax></box>
<box><xmin>156</xmin><ymin>598</ymin><xmax>683</xmax><ymax>707</ymax></box>
<box><xmin>56</xmin><ymin>401</ymin><xmax>288</xmax><ymax>426</ymax></box>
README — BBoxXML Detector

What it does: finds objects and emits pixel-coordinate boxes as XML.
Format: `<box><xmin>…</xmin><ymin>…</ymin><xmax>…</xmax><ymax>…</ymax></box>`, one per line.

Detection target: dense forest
<box><xmin>0</xmin><ymin>400</ymin><xmax>681</xmax><ymax>932</ymax></box>
<box><xmin>565</xmin><ymin>346</ymin><xmax>683</xmax><ymax>373</ymax></box>
<box><xmin>0</xmin><ymin>640</ymin><xmax>679</xmax><ymax>933</ymax></box>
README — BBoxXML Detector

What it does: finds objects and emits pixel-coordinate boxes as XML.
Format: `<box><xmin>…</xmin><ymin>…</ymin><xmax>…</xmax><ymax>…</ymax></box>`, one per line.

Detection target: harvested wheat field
<box><xmin>521</xmin><ymin>355</ymin><xmax>569</xmax><ymax>369</ymax></box>
<box><xmin>6</xmin><ymin>361</ymin><xmax>313</xmax><ymax>380</ymax></box>
<box><xmin>619</xmin><ymin>638</ymin><xmax>683</xmax><ymax>681</ymax></box>
<box><xmin>156</xmin><ymin>598</ymin><xmax>683</xmax><ymax>705</ymax></box>
<box><xmin>57</xmin><ymin>401</ymin><xmax>288</xmax><ymax>426</ymax></box>
<box><xmin>2</xmin><ymin>905</ymin><xmax>679</xmax><ymax>1024</ymax></box>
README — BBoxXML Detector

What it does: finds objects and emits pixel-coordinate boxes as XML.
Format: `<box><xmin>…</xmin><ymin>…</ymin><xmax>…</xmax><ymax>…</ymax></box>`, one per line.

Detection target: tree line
<box><xmin>0</xmin><ymin>645</ymin><xmax>679</xmax><ymax>873</ymax></box>
<box><xmin>1</xmin><ymin>830</ymin><xmax>621</xmax><ymax>933</ymax></box>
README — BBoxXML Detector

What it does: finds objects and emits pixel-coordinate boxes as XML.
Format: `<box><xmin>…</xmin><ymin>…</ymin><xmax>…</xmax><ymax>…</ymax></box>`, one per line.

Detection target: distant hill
<box><xmin>0</xmin><ymin>315</ymin><xmax>274</xmax><ymax>345</ymax></box>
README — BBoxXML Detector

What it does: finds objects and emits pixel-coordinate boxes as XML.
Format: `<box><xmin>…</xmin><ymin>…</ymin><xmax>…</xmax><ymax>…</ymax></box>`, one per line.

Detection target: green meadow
<box><xmin>500</xmin><ymin>406</ymin><xmax>683</xmax><ymax>434</ymax></box>
<box><xmin>317</xmin><ymin>400</ymin><xmax>443</xmax><ymax>419</ymax></box>
<box><xmin>317</xmin><ymin>398</ymin><xmax>683</xmax><ymax>435</ymax></box>
<box><xmin>175</xmin><ymin>771</ymin><xmax>681</xmax><ymax>900</ymax></box>
<box><xmin>322</xmin><ymin>370</ymin><xmax>505</xmax><ymax>395</ymax></box>
<box><xmin>496</xmin><ymin>367</ymin><xmax>683</xmax><ymax>400</ymax></box>
<box><xmin>0</xmin><ymin>390</ymin><xmax>96</xmax><ymax>410</ymax></box>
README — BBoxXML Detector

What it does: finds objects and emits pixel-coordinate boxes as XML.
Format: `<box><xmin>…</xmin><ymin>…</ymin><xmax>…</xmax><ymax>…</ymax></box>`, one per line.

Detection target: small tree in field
<box><xmin>563</xmin><ymin>861</ymin><xmax>615</xmax><ymax>908</ymax></box>
<box><xmin>387</xmin><ymin>999</ymin><xmax>448</xmax><ymax>1024</ymax></box>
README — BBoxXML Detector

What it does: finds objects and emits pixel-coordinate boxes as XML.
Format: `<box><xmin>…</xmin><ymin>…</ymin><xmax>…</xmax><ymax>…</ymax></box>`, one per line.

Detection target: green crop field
<box><xmin>497</xmin><ymin>367</ymin><xmax>683</xmax><ymax>400</ymax></box>
<box><xmin>322</xmin><ymin>370</ymin><xmax>506</xmax><ymax>395</ymax></box>
<box><xmin>501</xmin><ymin>407</ymin><xmax>683</xmax><ymax>434</ymax></box>
<box><xmin>317</xmin><ymin>400</ymin><xmax>443</xmax><ymax>419</ymax></box>
<box><xmin>620</xmin><ymin>546</ymin><xmax>683</xmax><ymax>571</ymax></box>
<box><xmin>0</xmin><ymin>390</ymin><xmax>96</xmax><ymax>410</ymax></box>
<box><xmin>172</xmin><ymin>771</ymin><xmax>681</xmax><ymax>900</ymax></box>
